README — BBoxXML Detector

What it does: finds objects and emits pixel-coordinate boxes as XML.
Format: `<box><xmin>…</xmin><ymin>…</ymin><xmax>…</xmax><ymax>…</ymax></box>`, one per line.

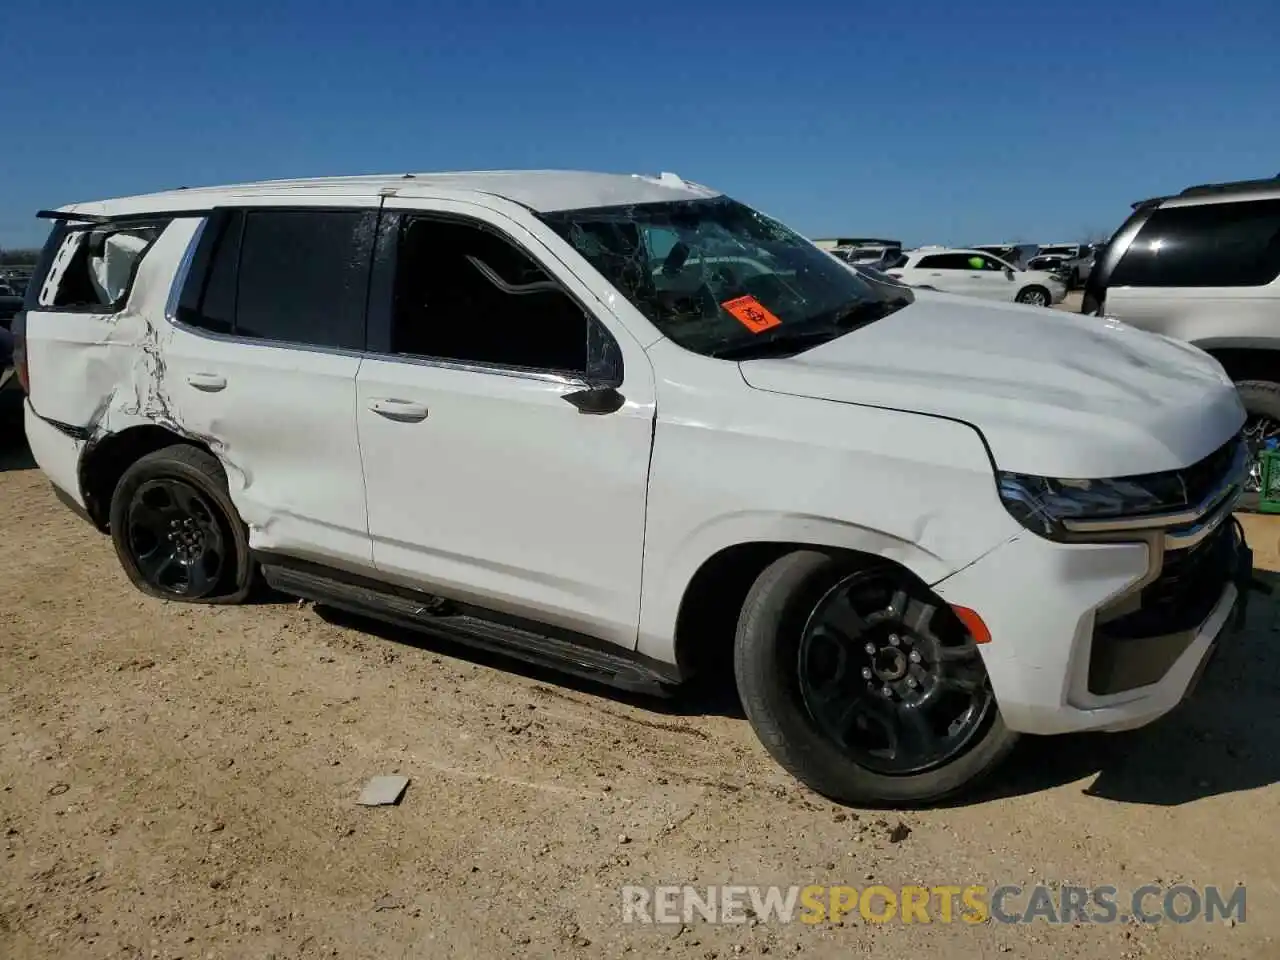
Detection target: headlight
<box><xmin>997</xmin><ymin>472</ymin><xmax>1170</xmax><ymax>539</ymax></box>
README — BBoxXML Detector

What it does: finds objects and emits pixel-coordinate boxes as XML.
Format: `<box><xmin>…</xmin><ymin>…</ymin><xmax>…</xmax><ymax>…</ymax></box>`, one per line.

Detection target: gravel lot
<box><xmin>2</xmin><ymin>378</ymin><xmax>1279</xmax><ymax>959</ymax></box>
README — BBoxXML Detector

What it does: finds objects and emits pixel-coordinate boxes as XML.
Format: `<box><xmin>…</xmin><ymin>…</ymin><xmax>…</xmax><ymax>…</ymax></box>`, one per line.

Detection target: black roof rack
<box><xmin>1128</xmin><ymin>176</ymin><xmax>1280</xmax><ymax>210</ymax></box>
<box><xmin>1177</xmin><ymin>176</ymin><xmax>1280</xmax><ymax>198</ymax></box>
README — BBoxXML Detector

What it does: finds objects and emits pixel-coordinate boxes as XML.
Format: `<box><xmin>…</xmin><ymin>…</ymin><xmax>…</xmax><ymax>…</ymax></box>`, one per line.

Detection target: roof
<box><xmin>1133</xmin><ymin>175</ymin><xmax>1280</xmax><ymax>211</ymax></box>
<box><xmin>51</xmin><ymin>170</ymin><xmax>723</xmax><ymax>219</ymax></box>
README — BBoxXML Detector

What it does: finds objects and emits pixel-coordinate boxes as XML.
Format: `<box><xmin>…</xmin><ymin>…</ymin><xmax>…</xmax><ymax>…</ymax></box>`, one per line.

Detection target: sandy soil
<box><xmin>2</xmin><ymin>402</ymin><xmax>1278</xmax><ymax>960</ymax></box>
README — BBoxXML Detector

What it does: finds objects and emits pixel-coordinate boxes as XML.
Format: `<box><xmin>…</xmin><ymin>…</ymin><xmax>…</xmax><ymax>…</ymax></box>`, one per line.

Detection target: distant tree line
<box><xmin>0</xmin><ymin>248</ymin><xmax>40</xmax><ymax>266</ymax></box>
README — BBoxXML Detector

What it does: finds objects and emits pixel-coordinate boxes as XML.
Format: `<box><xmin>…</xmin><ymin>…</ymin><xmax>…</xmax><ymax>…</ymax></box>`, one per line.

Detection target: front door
<box><xmin>355</xmin><ymin>201</ymin><xmax>655</xmax><ymax>648</ymax></box>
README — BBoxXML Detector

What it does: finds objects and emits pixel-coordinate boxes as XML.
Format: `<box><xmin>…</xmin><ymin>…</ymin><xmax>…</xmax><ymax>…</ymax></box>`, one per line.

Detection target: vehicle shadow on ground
<box><xmin>290</xmin><ymin>571</ymin><xmax>1280</xmax><ymax>807</ymax></box>
<box><xmin>308</xmin><ymin>603</ymin><xmax>747</xmax><ymax>719</ymax></box>
<box><xmin>956</xmin><ymin>570</ymin><xmax>1280</xmax><ymax>808</ymax></box>
<box><xmin>0</xmin><ymin>395</ymin><xmax>35</xmax><ymax>472</ymax></box>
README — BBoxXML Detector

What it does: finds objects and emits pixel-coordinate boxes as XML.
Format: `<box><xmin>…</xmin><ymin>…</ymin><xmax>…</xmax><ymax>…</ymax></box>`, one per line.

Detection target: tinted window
<box><xmin>234</xmin><ymin>210</ymin><xmax>375</xmax><ymax>348</ymax></box>
<box><xmin>390</xmin><ymin>217</ymin><xmax>588</xmax><ymax>372</ymax></box>
<box><xmin>918</xmin><ymin>253</ymin><xmax>975</xmax><ymax>269</ymax></box>
<box><xmin>193</xmin><ymin>212</ymin><xmax>242</xmax><ymax>334</ymax></box>
<box><xmin>1110</xmin><ymin>199</ymin><xmax>1280</xmax><ymax>288</ymax></box>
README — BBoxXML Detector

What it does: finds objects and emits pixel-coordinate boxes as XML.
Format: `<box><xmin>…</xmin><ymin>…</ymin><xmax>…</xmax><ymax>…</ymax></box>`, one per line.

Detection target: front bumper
<box><xmin>933</xmin><ymin>517</ymin><xmax>1250</xmax><ymax>736</ymax></box>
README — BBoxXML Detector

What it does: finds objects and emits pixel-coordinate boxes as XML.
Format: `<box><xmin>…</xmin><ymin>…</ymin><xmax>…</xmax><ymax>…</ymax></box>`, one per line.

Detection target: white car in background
<box><xmin>888</xmin><ymin>248</ymin><xmax>1067</xmax><ymax>307</ymax></box>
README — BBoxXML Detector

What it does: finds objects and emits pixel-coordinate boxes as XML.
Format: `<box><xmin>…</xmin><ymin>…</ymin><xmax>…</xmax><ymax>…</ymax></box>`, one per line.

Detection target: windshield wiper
<box><xmin>710</xmin><ymin>328</ymin><xmax>844</xmax><ymax>360</ymax></box>
<box><xmin>711</xmin><ymin>295</ymin><xmax>912</xmax><ymax>361</ymax></box>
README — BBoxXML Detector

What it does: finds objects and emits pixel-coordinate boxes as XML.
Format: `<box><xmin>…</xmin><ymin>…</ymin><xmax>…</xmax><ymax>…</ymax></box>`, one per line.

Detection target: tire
<box><xmin>1015</xmin><ymin>286</ymin><xmax>1051</xmax><ymax>307</ymax></box>
<box><xmin>734</xmin><ymin>550</ymin><xmax>1018</xmax><ymax>806</ymax></box>
<box><xmin>109</xmin><ymin>443</ymin><xmax>254</xmax><ymax>603</ymax></box>
<box><xmin>1236</xmin><ymin>380</ymin><xmax>1280</xmax><ymax>511</ymax></box>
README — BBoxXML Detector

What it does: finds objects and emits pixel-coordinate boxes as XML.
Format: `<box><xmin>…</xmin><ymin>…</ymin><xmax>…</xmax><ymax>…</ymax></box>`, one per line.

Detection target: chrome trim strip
<box><xmin>1061</xmin><ymin>440</ymin><xmax>1247</xmax><ymax>536</ymax></box>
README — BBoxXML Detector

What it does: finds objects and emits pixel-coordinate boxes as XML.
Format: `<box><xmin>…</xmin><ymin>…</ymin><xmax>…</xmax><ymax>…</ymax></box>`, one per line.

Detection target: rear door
<box><xmin>163</xmin><ymin>199</ymin><xmax>379</xmax><ymax>569</ymax></box>
<box><xmin>912</xmin><ymin>253</ymin><xmax>986</xmax><ymax>297</ymax></box>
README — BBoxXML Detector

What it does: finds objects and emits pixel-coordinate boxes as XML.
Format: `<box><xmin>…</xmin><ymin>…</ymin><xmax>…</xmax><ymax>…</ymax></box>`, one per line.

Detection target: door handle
<box><xmin>369</xmin><ymin>398</ymin><xmax>429</xmax><ymax>423</ymax></box>
<box><xmin>186</xmin><ymin>373</ymin><xmax>226</xmax><ymax>392</ymax></box>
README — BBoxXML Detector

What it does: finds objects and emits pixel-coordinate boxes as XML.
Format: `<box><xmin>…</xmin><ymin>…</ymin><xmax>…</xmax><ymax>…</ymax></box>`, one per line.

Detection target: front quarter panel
<box><xmin>636</xmin><ymin>339</ymin><xmax>1021</xmax><ymax>664</ymax></box>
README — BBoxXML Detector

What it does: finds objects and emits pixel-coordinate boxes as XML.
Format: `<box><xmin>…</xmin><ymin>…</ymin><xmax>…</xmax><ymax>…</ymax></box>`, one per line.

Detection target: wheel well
<box><xmin>672</xmin><ymin>542</ymin><xmax>909</xmax><ymax>683</ymax></box>
<box><xmin>79</xmin><ymin>426</ymin><xmax>211</xmax><ymax>530</ymax></box>
<box><xmin>1200</xmin><ymin>348</ymin><xmax>1280</xmax><ymax>386</ymax></box>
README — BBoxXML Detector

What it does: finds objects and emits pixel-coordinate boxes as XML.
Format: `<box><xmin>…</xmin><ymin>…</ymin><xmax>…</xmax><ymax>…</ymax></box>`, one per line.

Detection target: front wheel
<box><xmin>109</xmin><ymin>444</ymin><xmax>255</xmax><ymax>603</ymax></box>
<box><xmin>734</xmin><ymin>551</ymin><xmax>1017</xmax><ymax>806</ymax></box>
<box><xmin>1015</xmin><ymin>286</ymin><xmax>1051</xmax><ymax>307</ymax></box>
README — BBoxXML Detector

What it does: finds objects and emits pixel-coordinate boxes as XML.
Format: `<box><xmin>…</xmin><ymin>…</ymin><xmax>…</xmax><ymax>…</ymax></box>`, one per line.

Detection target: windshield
<box><xmin>1038</xmin><ymin>245</ymin><xmax>1077</xmax><ymax>257</ymax></box>
<box><xmin>540</xmin><ymin>196</ymin><xmax>910</xmax><ymax>359</ymax></box>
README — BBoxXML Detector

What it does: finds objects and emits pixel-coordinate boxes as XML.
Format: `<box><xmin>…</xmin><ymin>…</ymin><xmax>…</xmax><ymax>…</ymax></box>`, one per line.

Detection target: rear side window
<box><xmin>178</xmin><ymin>207</ymin><xmax>376</xmax><ymax>349</ymax></box>
<box><xmin>1109</xmin><ymin>199</ymin><xmax>1280</xmax><ymax>288</ymax></box>
<box><xmin>36</xmin><ymin>220</ymin><xmax>168</xmax><ymax>312</ymax></box>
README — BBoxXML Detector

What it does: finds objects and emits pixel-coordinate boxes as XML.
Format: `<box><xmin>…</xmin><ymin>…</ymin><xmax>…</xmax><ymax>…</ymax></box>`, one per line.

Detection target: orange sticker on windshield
<box><xmin>722</xmin><ymin>295</ymin><xmax>782</xmax><ymax>334</ymax></box>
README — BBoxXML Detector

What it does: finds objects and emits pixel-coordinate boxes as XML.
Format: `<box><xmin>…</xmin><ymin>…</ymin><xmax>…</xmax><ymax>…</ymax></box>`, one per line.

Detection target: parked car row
<box><xmin>884</xmin><ymin>247</ymin><xmax>1067</xmax><ymax>307</ymax></box>
<box><xmin>13</xmin><ymin>169</ymin><xmax>1256</xmax><ymax>807</ymax></box>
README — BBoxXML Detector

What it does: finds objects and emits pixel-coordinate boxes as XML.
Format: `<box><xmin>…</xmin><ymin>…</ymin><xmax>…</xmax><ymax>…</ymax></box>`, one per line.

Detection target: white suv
<box><xmin>889</xmin><ymin>248</ymin><xmax>1067</xmax><ymax>306</ymax></box>
<box><xmin>16</xmin><ymin>171</ymin><xmax>1254</xmax><ymax>805</ymax></box>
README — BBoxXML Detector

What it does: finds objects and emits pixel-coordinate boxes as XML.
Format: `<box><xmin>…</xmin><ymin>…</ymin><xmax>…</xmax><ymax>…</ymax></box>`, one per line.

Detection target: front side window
<box><xmin>1109</xmin><ymin>199</ymin><xmax>1280</xmax><ymax>288</ymax></box>
<box><xmin>390</xmin><ymin>217</ymin><xmax>589</xmax><ymax>373</ymax></box>
<box><xmin>541</xmin><ymin>196</ymin><xmax>910</xmax><ymax>360</ymax></box>
<box><xmin>38</xmin><ymin>220</ymin><xmax>167</xmax><ymax>311</ymax></box>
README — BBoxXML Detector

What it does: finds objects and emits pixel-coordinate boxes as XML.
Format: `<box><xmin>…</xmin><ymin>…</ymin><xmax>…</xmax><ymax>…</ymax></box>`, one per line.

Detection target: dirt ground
<box><xmin>2</xmin><ymin>396</ymin><xmax>1279</xmax><ymax>960</ymax></box>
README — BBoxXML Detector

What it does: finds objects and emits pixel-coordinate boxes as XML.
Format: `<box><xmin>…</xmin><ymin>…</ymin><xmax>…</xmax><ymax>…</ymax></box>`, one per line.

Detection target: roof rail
<box><xmin>1177</xmin><ymin>176</ymin><xmax>1280</xmax><ymax>198</ymax></box>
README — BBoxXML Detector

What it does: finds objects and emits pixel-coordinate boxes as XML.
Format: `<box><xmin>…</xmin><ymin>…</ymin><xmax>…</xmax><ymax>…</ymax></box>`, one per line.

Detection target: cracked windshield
<box><xmin>542</xmin><ymin>196</ymin><xmax>912</xmax><ymax>359</ymax></box>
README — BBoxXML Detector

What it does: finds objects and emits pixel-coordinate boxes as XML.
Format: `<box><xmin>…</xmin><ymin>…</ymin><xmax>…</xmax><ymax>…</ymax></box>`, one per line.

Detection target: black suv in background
<box><xmin>0</xmin><ymin>281</ymin><xmax>22</xmax><ymax>326</ymax></box>
<box><xmin>1083</xmin><ymin>176</ymin><xmax>1280</xmax><ymax>501</ymax></box>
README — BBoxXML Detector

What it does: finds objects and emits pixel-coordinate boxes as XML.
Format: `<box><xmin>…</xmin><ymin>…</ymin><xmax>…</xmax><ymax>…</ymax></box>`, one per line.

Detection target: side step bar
<box><xmin>260</xmin><ymin>563</ymin><xmax>677</xmax><ymax>697</ymax></box>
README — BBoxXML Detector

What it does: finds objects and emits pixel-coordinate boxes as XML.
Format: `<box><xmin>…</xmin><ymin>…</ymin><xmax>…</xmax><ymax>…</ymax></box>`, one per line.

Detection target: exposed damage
<box><xmin>26</xmin><ymin>215</ymin><xmax>237</xmax><ymax>528</ymax></box>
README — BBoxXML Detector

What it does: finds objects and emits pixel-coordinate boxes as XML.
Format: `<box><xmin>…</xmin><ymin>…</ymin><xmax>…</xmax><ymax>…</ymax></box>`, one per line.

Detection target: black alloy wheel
<box><xmin>795</xmin><ymin>571</ymin><xmax>995</xmax><ymax>776</ymax></box>
<box><xmin>124</xmin><ymin>477</ymin><xmax>227</xmax><ymax>598</ymax></box>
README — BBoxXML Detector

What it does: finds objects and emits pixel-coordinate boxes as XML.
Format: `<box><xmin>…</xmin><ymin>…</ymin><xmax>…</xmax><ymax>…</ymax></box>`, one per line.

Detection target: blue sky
<box><xmin>1</xmin><ymin>0</ymin><xmax>1277</xmax><ymax>250</ymax></box>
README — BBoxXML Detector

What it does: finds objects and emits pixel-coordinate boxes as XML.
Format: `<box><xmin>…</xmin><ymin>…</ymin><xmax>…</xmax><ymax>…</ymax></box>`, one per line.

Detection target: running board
<box><xmin>260</xmin><ymin>563</ymin><xmax>676</xmax><ymax>697</ymax></box>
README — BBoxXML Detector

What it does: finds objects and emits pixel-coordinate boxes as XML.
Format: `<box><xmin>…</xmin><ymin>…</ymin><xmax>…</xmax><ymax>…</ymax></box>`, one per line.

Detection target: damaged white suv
<box><xmin>16</xmin><ymin>171</ymin><xmax>1256</xmax><ymax>805</ymax></box>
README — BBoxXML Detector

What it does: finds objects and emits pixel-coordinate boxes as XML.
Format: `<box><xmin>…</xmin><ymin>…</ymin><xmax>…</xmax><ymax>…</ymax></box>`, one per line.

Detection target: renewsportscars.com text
<box><xmin>621</xmin><ymin>883</ymin><xmax>1246</xmax><ymax>926</ymax></box>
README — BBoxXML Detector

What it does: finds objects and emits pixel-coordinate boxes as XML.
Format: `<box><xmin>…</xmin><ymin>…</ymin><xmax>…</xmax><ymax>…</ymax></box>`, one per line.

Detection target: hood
<box><xmin>738</xmin><ymin>292</ymin><xmax>1244</xmax><ymax>478</ymax></box>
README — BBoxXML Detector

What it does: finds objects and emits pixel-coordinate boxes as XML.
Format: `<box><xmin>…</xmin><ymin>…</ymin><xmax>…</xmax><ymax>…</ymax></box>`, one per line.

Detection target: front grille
<box><xmin>1088</xmin><ymin>519</ymin><xmax>1238</xmax><ymax>696</ymax></box>
<box><xmin>1102</xmin><ymin>519</ymin><xmax>1236</xmax><ymax>641</ymax></box>
<box><xmin>1093</xmin><ymin>433</ymin><xmax>1245</xmax><ymax>521</ymax></box>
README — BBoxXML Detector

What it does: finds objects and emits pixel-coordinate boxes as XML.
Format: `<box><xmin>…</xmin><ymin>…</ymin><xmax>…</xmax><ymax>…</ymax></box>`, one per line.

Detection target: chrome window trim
<box><xmin>363</xmin><ymin>351</ymin><xmax>590</xmax><ymax>387</ymax></box>
<box><xmin>162</xmin><ymin>214</ymin><xmax>589</xmax><ymax>386</ymax></box>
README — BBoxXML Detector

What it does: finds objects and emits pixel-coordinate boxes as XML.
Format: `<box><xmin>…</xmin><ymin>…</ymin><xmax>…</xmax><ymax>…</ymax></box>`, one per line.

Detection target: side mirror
<box><xmin>562</xmin><ymin>385</ymin><xmax>625</xmax><ymax>415</ymax></box>
<box><xmin>1004</xmin><ymin>268</ymin><xmax>1015</xmax><ymax>281</ymax></box>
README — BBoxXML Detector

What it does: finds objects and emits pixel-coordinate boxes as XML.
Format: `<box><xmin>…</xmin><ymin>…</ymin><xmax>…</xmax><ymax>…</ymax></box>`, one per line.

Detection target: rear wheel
<box><xmin>1237</xmin><ymin>380</ymin><xmax>1280</xmax><ymax>510</ymax></box>
<box><xmin>734</xmin><ymin>551</ymin><xmax>1017</xmax><ymax>806</ymax></box>
<box><xmin>109</xmin><ymin>444</ymin><xmax>254</xmax><ymax>603</ymax></box>
<box><xmin>1015</xmin><ymin>286</ymin><xmax>1050</xmax><ymax>307</ymax></box>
